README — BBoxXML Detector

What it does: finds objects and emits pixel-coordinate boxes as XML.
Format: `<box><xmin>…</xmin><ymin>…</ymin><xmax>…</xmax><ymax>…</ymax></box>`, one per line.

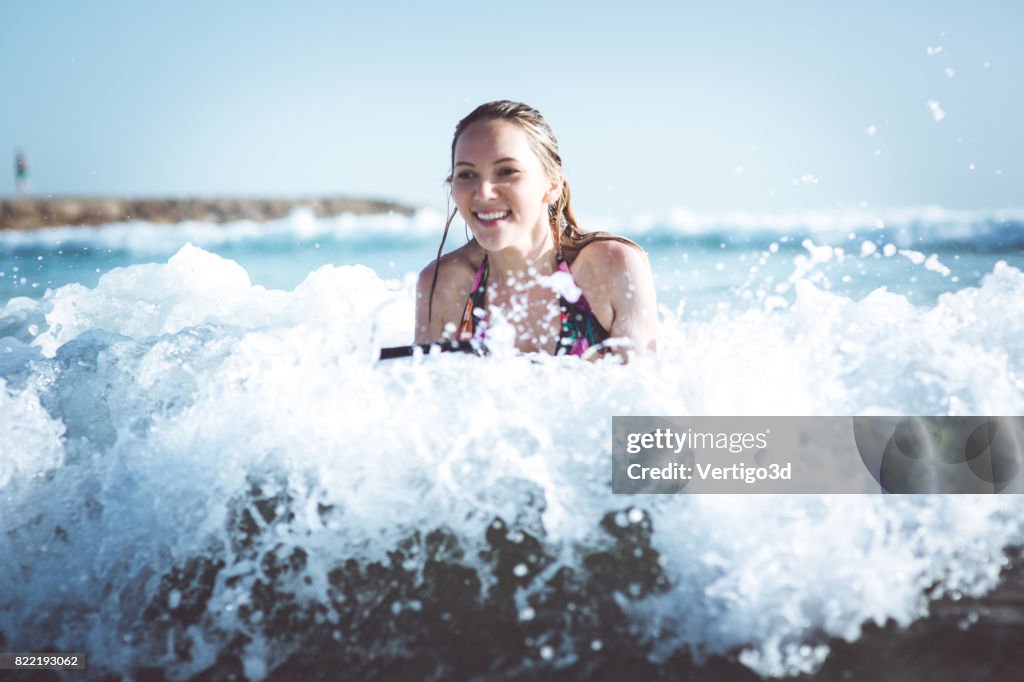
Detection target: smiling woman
<box><xmin>415</xmin><ymin>100</ymin><xmax>658</xmax><ymax>359</ymax></box>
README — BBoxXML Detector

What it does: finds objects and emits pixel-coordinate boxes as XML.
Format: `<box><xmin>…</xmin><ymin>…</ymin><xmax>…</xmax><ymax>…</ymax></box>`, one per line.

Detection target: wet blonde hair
<box><xmin>428</xmin><ymin>100</ymin><xmax>636</xmax><ymax>324</ymax></box>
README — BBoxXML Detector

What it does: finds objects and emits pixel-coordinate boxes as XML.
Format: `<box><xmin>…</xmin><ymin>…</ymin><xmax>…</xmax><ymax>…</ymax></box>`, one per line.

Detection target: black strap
<box><xmin>378</xmin><ymin>340</ymin><xmax>489</xmax><ymax>361</ymax></box>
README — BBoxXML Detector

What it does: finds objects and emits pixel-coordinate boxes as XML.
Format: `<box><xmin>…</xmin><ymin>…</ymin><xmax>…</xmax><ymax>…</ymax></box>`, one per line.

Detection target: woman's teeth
<box><xmin>476</xmin><ymin>210</ymin><xmax>510</xmax><ymax>221</ymax></box>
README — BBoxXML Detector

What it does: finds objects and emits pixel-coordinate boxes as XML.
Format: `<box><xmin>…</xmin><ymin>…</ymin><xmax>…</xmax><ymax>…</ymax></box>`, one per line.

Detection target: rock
<box><xmin>0</xmin><ymin>196</ymin><xmax>416</xmax><ymax>230</ymax></box>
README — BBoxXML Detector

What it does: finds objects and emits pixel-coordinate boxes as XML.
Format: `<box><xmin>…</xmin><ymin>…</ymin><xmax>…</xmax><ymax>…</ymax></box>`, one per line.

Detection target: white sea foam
<box><xmin>1</xmin><ymin>246</ymin><xmax>1023</xmax><ymax>678</ymax></box>
<box><xmin>3</xmin><ymin>205</ymin><xmax>1024</xmax><ymax>255</ymax></box>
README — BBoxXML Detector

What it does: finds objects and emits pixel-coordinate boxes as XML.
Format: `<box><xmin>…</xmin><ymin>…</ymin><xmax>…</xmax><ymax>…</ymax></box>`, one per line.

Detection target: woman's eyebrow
<box><xmin>454</xmin><ymin>157</ymin><xmax>519</xmax><ymax>167</ymax></box>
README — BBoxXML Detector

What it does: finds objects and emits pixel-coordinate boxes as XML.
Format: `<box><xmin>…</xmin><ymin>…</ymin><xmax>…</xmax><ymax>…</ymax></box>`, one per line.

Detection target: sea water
<box><xmin>1</xmin><ymin>206</ymin><xmax>1023</xmax><ymax>679</ymax></box>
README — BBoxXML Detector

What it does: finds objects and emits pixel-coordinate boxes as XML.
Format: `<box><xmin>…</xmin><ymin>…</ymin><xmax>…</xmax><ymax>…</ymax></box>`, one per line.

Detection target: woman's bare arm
<box><xmin>414</xmin><ymin>248</ymin><xmax>479</xmax><ymax>344</ymax></box>
<box><xmin>574</xmin><ymin>241</ymin><xmax>658</xmax><ymax>355</ymax></box>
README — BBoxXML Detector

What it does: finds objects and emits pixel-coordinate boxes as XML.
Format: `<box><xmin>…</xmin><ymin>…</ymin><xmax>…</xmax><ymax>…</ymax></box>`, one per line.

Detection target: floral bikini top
<box><xmin>458</xmin><ymin>254</ymin><xmax>610</xmax><ymax>357</ymax></box>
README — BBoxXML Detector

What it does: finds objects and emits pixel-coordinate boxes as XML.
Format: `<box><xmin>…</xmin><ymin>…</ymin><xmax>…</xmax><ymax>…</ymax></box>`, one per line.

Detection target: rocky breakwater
<box><xmin>0</xmin><ymin>196</ymin><xmax>416</xmax><ymax>230</ymax></box>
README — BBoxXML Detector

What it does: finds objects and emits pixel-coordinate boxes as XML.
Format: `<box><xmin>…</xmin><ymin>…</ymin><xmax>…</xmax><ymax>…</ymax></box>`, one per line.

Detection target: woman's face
<box><xmin>451</xmin><ymin>119</ymin><xmax>560</xmax><ymax>256</ymax></box>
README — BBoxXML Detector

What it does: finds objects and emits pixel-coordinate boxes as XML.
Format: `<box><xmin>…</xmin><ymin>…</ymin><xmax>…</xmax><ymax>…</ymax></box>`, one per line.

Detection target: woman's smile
<box><xmin>473</xmin><ymin>209</ymin><xmax>511</xmax><ymax>226</ymax></box>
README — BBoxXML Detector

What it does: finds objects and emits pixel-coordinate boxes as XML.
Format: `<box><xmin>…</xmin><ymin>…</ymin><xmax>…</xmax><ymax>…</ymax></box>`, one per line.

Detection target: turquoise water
<box><xmin>3</xmin><ymin>206</ymin><xmax>1023</xmax><ymax>319</ymax></box>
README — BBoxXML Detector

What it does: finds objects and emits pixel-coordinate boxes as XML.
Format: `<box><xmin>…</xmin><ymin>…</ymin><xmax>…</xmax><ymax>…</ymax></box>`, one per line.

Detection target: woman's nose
<box><xmin>476</xmin><ymin>179</ymin><xmax>498</xmax><ymax>199</ymax></box>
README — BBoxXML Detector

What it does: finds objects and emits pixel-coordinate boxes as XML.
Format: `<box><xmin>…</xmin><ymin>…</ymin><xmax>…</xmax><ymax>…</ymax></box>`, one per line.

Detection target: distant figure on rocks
<box><xmin>15</xmin><ymin>150</ymin><xmax>30</xmax><ymax>196</ymax></box>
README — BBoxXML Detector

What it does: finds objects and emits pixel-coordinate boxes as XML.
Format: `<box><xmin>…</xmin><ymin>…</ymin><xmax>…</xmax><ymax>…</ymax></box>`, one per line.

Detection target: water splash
<box><xmin>1</xmin><ymin>245</ymin><xmax>1022</xmax><ymax>679</ymax></box>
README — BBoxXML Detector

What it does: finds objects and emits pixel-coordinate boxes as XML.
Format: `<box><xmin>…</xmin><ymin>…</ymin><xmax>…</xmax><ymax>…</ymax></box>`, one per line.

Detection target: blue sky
<box><xmin>1</xmin><ymin>1</ymin><xmax>1020</xmax><ymax>217</ymax></box>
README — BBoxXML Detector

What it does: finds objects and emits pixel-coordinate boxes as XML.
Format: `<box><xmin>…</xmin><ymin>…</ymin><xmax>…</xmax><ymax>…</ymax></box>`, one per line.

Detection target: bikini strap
<box><xmin>458</xmin><ymin>255</ymin><xmax>489</xmax><ymax>340</ymax></box>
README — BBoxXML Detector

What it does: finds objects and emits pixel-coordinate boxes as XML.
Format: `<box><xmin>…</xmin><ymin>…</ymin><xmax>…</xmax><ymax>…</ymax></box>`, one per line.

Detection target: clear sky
<box><xmin>1</xmin><ymin>1</ymin><xmax>1020</xmax><ymax>218</ymax></box>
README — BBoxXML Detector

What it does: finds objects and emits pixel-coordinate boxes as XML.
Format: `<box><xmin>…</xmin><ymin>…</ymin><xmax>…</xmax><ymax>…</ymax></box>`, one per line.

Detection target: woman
<box><xmin>415</xmin><ymin>101</ymin><xmax>657</xmax><ymax>359</ymax></box>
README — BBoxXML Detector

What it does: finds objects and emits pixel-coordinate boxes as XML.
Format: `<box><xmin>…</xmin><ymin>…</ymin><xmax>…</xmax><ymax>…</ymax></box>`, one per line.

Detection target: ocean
<box><xmin>2</xmin><ymin>206</ymin><xmax>1023</xmax><ymax>680</ymax></box>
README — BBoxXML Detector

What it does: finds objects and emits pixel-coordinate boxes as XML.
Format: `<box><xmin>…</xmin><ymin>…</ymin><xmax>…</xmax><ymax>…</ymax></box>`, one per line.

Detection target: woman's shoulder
<box><xmin>568</xmin><ymin>233</ymin><xmax>649</xmax><ymax>280</ymax></box>
<box><xmin>569</xmin><ymin>233</ymin><xmax>658</xmax><ymax>354</ymax></box>
<box><xmin>414</xmin><ymin>241</ymin><xmax>486</xmax><ymax>342</ymax></box>
<box><xmin>417</xmin><ymin>241</ymin><xmax>484</xmax><ymax>287</ymax></box>
<box><xmin>415</xmin><ymin>241</ymin><xmax>487</xmax><ymax>311</ymax></box>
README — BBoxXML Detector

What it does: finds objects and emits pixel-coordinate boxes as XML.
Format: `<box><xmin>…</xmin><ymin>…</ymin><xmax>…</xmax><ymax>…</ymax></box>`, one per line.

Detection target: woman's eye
<box><xmin>455</xmin><ymin>171</ymin><xmax>475</xmax><ymax>180</ymax></box>
<box><xmin>498</xmin><ymin>168</ymin><xmax>519</xmax><ymax>177</ymax></box>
